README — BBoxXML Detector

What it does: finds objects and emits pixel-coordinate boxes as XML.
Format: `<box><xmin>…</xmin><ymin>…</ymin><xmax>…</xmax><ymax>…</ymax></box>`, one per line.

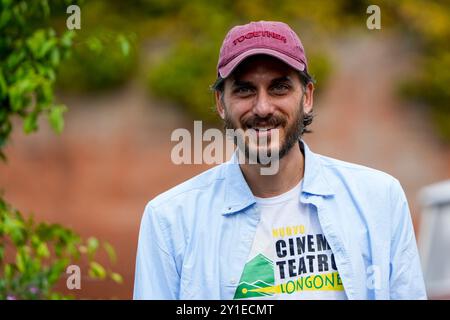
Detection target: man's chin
<box><xmin>240</xmin><ymin>144</ymin><xmax>282</xmax><ymax>164</ymax></box>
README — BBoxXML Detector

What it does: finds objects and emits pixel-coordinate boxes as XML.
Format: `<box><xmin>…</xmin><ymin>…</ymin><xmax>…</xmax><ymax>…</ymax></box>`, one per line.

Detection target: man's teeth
<box><xmin>250</xmin><ymin>126</ymin><xmax>277</xmax><ymax>131</ymax></box>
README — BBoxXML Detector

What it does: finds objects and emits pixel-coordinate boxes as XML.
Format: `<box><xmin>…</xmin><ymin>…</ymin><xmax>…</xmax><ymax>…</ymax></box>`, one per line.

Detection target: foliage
<box><xmin>0</xmin><ymin>0</ymin><xmax>78</xmax><ymax>160</ymax></box>
<box><xmin>0</xmin><ymin>0</ymin><xmax>123</xmax><ymax>299</ymax></box>
<box><xmin>394</xmin><ymin>0</ymin><xmax>450</xmax><ymax>142</ymax></box>
<box><xmin>56</xmin><ymin>1</ymin><xmax>138</xmax><ymax>92</ymax></box>
<box><xmin>0</xmin><ymin>0</ymin><xmax>136</xmax><ymax>159</ymax></box>
<box><xmin>0</xmin><ymin>197</ymin><xmax>122</xmax><ymax>300</ymax></box>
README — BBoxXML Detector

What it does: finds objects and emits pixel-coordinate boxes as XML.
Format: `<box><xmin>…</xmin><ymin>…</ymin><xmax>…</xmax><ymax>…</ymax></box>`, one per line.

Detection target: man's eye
<box><xmin>271</xmin><ymin>84</ymin><xmax>290</xmax><ymax>94</ymax></box>
<box><xmin>235</xmin><ymin>87</ymin><xmax>253</xmax><ymax>95</ymax></box>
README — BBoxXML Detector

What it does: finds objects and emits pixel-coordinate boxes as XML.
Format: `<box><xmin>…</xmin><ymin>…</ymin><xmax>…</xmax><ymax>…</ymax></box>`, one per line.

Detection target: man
<box><xmin>133</xmin><ymin>21</ymin><xmax>426</xmax><ymax>300</ymax></box>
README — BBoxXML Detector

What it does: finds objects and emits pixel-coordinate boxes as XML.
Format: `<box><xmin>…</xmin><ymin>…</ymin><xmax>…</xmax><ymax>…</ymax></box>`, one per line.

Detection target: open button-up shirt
<box><xmin>133</xmin><ymin>140</ymin><xmax>427</xmax><ymax>299</ymax></box>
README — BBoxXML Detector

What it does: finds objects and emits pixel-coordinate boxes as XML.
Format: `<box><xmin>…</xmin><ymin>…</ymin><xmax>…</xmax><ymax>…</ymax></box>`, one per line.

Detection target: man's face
<box><xmin>216</xmin><ymin>55</ymin><xmax>314</xmax><ymax>163</ymax></box>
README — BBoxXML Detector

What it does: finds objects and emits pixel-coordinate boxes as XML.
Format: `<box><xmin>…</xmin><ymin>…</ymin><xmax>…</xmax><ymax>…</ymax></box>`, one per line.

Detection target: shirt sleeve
<box><xmin>133</xmin><ymin>203</ymin><xmax>180</xmax><ymax>299</ymax></box>
<box><xmin>389</xmin><ymin>179</ymin><xmax>427</xmax><ymax>299</ymax></box>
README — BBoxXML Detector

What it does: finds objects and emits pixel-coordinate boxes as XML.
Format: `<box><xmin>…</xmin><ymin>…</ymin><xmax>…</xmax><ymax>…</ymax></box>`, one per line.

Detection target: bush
<box><xmin>57</xmin><ymin>29</ymin><xmax>138</xmax><ymax>92</ymax></box>
<box><xmin>0</xmin><ymin>0</ymin><xmax>78</xmax><ymax>159</ymax></box>
<box><xmin>55</xmin><ymin>1</ymin><xmax>138</xmax><ymax>92</ymax></box>
<box><xmin>0</xmin><ymin>0</ymin><xmax>122</xmax><ymax>299</ymax></box>
<box><xmin>395</xmin><ymin>0</ymin><xmax>450</xmax><ymax>142</ymax></box>
<box><xmin>0</xmin><ymin>197</ymin><xmax>122</xmax><ymax>300</ymax></box>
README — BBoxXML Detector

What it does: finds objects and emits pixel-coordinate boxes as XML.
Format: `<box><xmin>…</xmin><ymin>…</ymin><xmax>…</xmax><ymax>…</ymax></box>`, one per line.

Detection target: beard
<box><xmin>223</xmin><ymin>96</ymin><xmax>306</xmax><ymax>164</ymax></box>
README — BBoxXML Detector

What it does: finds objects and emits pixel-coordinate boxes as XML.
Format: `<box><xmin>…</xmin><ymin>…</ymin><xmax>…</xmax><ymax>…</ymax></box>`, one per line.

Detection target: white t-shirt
<box><xmin>234</xmin><ymin>179</ymin><xmax>347</xmax><ymax>300</ymax></box>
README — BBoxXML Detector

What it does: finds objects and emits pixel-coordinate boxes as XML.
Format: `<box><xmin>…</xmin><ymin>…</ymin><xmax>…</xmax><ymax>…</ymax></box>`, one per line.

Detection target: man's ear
<box><xmin>303</xmin><ymin>82</ymin><xmax>314</xmax><ymax>114</ymax></box>
<box><xmin>215</xmin><ymin>91</ymin><xmax>225</xmax><ymax>119</ymax></box>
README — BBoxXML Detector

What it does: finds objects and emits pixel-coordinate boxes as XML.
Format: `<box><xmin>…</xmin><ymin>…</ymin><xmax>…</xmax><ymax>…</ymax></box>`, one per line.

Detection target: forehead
<box><xmin>229</xmin><ymin>54</ymin><xmax>297</xmax><ymax>83</ymax></box>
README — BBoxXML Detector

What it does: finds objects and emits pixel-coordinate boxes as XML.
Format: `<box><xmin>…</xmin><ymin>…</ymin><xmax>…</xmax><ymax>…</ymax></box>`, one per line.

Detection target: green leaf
<box><xmin>31</xmin><ymin>234</ymin><xmax>40</xmax><ymax>248</ymax></box>
<box><xmin>47</xmin><ymin>258</ymin><xmax>69</xmax><ymax>285</ymax></box>
<box><xmin>48</xmin><ymin>104</ymin><xmax>67</xmax><ymax>134</ymax></box>
<box><xmin>87</xmin><ymin>237</ymin><xmax>99</xmax><ymax>257</ymax></box>
<box><xmin>49</xmin><ymin>292</ymin><xmax>71</xmax><ymax>300</ymax></box>
<box><xmin>0</xmin><ymin>4</ymin><xmax>12</xmax><ymax>29</ymax></box>
<box><xmin>110</xmin><ymin>272</ymin><xmax>123</xmax><ymax>284</ymax></box>
<box><xmin>0</xmin><ymin>68</ymin><xmax>7</xmax><ymax>100</ymax></box>
<box><xmin>37</xmin><ymin>80</ymin><xmax>53</xmax><ymax>106</ymax></box>
<box><xmin>4</xmin><ymin>263</ymin><xmax>14</xmax><ymax>279</ymax></box>
<box><xmin>36</xmin><ymin>242</ymin><xmax>50</xmax><ymax>258</ymax></box>
<box><xmin>38</xmin><ymin>38</ymin><xmax>56</xmax><ymax>59</ymax></box>
<box><xmin>89</xmin><ymin>261</ymin><xmax>106</xmax><ymax>279</ymax></box>
<box><xmin>117</xmin><ymin>35</ymin><xmax>130</xmax><ymax>57</ymax></box>
<box><xmin>26</xmin><ymin>30</ymin><xmax>47</xmax><ymax>59</ymax></box>
<box><xmin>23</xmin><ymin>112</ymin><xmax>38</xmax><ymax>134</ymax></box>
<box><xmin>50</xmin><ymin>48</ymin><xmax>60</xmax><ymax>68</ymax></box>
<box><xmin>3</xmin><ymin>213</ymin><xmax>26</xmax><ymax>244</ymax></box>
<box><xmin>6</xmin><ymin>49</ymin><xmax>26</xmax><ymax>70</ymax></box>
<box><xmin>16</xmin><ymin>250</ymin><xmax>26</xmax><ymax>273</ymax></box>
<box><xmin>103</xmin><ymin>241</ymin><xmax>117</xmax><ymax>264</ymax></box>
<box><xmin>86</xmin><ymin>36</ymin><xmax>103</xmax><ymax>54</ymax></box>
<box><xmin>61</xmin><ymin>31</ymin><xmax>76</xmax><ymax>48</ymax></box>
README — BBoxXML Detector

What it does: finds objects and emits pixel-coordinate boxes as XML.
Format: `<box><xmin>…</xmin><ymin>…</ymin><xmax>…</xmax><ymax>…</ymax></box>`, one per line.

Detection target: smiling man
<box><xmin>133</xmin><ymin>21</ymin><xmax>427</xmax><ymax>300</ymax></box>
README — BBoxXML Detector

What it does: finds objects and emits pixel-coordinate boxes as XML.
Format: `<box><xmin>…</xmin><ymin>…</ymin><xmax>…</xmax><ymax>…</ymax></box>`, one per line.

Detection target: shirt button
<box><xmin>230</xmin><ymin>278</ymin><xmax>237</xmax><ymax>285</ymax></box>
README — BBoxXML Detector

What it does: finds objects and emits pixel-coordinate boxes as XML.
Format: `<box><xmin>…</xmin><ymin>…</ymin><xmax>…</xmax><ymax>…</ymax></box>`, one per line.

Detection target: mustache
<box><xmin>243</xmin><ymin>115</ymin><xmax>287</xmax><ymax>128</ymax></box>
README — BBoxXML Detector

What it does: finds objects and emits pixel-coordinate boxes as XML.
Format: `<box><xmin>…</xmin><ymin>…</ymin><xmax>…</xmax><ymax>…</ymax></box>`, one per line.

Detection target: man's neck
<box><xmin>239</xmin><ymin>141</ymin><xmax>305</xmax><ymax>198</ymax></box>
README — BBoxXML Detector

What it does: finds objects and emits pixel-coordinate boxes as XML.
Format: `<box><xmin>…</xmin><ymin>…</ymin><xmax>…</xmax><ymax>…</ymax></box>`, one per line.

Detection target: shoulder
<box><xmin>138</xmin><ymin>163</ymin><xmax>227</xmax><ymax>244</ymax></box>
<box><xmin>314</xmin><ymin>153</ymin><xmax>409</xmax><ymax>229</ymax></box>
<box><xmin>316</xmin><ymin>153</ymin><xmax>404</xmax><ymax>204</ymax></box>
<box><xmin>318</xmin><ymin>154</ymin><xmax>399</xmax><ymax>187</ymax></box>
<box><xmin>144</xmin><ymin>163</ymin><xmax>225</xmax><ymax>213</ymax></box>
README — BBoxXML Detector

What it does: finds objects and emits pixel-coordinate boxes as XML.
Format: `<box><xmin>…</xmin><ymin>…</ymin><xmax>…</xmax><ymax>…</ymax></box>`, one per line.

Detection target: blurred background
<box><xmin>1</xmin><ymin>0</ymin><xmax>449</xmax><ymax>299</ymax></box>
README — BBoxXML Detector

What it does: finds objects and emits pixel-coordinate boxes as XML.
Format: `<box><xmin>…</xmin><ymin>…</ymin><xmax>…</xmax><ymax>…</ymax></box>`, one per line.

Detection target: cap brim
<box><xmin>218</xmin><ymin>48</ymin><xmax>306</xmax><ymax>78</ymax></box>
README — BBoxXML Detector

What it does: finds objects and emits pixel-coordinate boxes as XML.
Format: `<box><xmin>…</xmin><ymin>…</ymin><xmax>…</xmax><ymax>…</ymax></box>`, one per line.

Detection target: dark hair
<box><xmin>210</xmin><ymin>69</ymin><xmax>315</xmax><ymax>134</ymax></box>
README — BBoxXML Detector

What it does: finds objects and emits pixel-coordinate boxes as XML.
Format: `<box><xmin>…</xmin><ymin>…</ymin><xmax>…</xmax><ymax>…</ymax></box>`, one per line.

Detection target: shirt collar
<box><xmin>300</xmin><ymin>140</ymin><xmax>335</xmax><ymax>198</ymax></box>
<box><xmin>221</xmin><ymin>139</ymin><xmax>335</xmax><ymax>215</ymax></box>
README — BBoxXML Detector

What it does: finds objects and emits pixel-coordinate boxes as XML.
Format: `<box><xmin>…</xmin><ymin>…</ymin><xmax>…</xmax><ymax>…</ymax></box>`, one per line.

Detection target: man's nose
<box><xmin>253</xmin><ymin>91</ymin><xmax>274</xmax><ymax>118</ymax></box>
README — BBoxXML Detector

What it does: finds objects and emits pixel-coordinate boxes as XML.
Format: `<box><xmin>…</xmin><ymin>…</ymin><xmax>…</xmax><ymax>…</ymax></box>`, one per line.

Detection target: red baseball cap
<box><xmin>217</xmin><ymin>21</ymin><xmax>308</xmax><ymax>78</ymax></box>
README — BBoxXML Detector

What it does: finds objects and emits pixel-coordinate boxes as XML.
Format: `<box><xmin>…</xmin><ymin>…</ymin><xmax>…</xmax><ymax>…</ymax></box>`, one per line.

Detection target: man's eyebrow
<box><xmin>270</xmin><ymin>76</ymin><xmax>293</xmax><ymax>85</ymax></box>
<box><xmin>231</xmin><ymin>79</ymin><xmax>254</xmax><ymax>88</ymax></box>
<box><xmin>231</xmin><ymin>76</ymin><xmax>293</xmax><ymax>88</ymax></box>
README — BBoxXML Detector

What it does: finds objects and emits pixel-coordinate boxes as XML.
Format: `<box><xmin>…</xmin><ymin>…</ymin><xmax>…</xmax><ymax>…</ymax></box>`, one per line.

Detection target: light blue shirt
<box><xmin>133</xmin><ymin>140</ymin><xmax>427</xmax><ymax>299</ymax></box>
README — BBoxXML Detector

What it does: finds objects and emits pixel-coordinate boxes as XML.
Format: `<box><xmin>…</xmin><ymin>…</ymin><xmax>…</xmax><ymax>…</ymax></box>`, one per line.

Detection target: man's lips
<box><xmin>245</xmin><ymin>122</ymin><xmax>282</xmax><ymax>130</ymax></box>
<box><xmin>249</xmin><ymin>126</ymin><xmax>277</xmax><ymax>131</ymax></box>
<box><xmin>245</xmin><ymin>124</ymin><xmax>281</xmax><ymax>137</ymax></box>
